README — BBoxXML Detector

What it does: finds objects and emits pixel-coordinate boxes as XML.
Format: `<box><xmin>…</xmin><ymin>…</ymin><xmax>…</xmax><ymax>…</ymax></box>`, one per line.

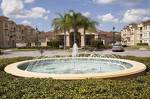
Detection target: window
<box><xmin>143</xmin><ymin>32</ymin><xmax>147</xmax><ymax>37</ymax></box>
<box><xmin>140</xmin><ymin>27</ymin><xmax>142</xmax><ymax>32</ymax></box>
<box><xmin>144</xmin><ymin>25</ymin><xmax>147</xmax><ymax>30</ymax></box>
<box><xmin>143</xmin><ymin>40</ymin><xmax>148</xmax><ymax>43</ymax></box>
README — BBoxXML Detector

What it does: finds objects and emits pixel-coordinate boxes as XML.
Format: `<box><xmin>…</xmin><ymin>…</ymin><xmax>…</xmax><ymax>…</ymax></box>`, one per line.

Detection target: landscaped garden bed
<box><xmin>0</xmin><ymin>56</ymin><xmax>150</xmax><ymax>98</ymax></box>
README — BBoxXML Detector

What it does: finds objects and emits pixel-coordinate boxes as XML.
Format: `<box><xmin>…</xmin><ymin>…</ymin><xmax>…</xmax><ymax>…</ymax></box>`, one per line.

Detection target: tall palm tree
<box><xmin>52</xmin><ymin>13</ymin><xmax>70</xmax><ymax>49</ymax></box>
<box><xmin>80</xmin><ymin>16</ymin><xmax>98</xmax><ymax>49</ymax></box>
<box><xmin>68</xmin><ymin>10</ymin><xmax>83</xmax><ymax>43</ymax></box>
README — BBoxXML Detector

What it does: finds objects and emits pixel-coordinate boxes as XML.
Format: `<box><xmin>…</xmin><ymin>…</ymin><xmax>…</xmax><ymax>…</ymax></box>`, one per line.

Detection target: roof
<box><xmin>142</xmin><ymin>20</ymin><xmax>150</xmax><ymax>25</ymax></box>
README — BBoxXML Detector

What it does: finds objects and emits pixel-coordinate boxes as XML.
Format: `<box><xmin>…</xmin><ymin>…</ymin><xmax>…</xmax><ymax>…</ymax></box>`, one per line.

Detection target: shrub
<box><xmin>137</xmin><ymin>43</ymin><xmax>149</xmax><ymax>46</ymax></box>
<box><xmin>47</xmin><ymin>39</ymin><xmax>60</xmax><ymax>48</ymax></box>
<box><xmin>0</xmin><ymin>56</ymin><xmax>150</xmax><ymax>98</ymax></box>
<box><xmin>0</xmin><ymin>50</ymin><xmax>2</xmax><ymax>55</ymax></box>
<box><xmin>91</xmin><ymin>39</ymin><xmax>104</xmax><ymax>49</ymax></box>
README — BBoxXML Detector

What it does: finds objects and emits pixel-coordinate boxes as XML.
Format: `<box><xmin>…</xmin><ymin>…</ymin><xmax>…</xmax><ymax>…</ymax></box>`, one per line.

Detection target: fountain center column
<box><xmin>72</xmin><ymin>43</ymin><xmax>78</xmax><ymax>57</ymax></box>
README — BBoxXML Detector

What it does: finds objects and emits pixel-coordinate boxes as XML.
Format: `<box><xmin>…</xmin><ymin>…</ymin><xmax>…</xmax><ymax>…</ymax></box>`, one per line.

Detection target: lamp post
<box><xmin>35</xmin><ymin>26</ymin><xmax>39</xmax><ymax>47</ymax></box>
<box><xmin>112</xmin><ymin>26</ymin><xmax>115</xmax><ymax>45</ymax></box>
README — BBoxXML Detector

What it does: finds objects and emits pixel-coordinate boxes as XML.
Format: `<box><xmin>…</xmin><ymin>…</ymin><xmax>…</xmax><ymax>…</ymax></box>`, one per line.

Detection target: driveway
<box><xmin>0</xmin><ymin>49</ymin><xmax>150</xmax><ymax>58</ymax></box>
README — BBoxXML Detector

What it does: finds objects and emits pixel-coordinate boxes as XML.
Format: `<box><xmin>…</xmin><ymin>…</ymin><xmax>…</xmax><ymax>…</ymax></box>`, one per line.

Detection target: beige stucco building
<box><xmin>0</xmin><ymin>16</ymin><xmax>47</xmax><ymax>48</ymax></box>
<box><xmin>46</xmin><ymin>28</ymin><xmax>120</xmax><ymax>48</ymax></box>
<box><xmin>121</xmin><ymin>20</ymin><xmax>150</xmax><ymax>46</ymax></box>
<box><xmin>0</xmin><ymin>16</ymin><xmax>121</xmax><ymax>48</ymax></box>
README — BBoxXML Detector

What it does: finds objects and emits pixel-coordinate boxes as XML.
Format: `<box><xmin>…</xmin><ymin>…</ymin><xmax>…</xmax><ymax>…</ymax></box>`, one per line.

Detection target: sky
<box><xmin>0</xmin><ymin>0</ymin><xmax>150</xmax><ymax>32</ymax></box>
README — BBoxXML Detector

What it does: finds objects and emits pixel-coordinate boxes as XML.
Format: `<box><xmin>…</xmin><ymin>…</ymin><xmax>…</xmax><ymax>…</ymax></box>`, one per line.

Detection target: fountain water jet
<box><xmin>72</xmin><ymin>43</ymin><xmax>78</xmax><ymax>57</ymax></box>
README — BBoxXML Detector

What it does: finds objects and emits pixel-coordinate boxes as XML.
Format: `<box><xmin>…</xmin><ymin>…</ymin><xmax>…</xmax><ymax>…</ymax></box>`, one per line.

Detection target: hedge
<box><xmin>47</xmin><ymin>39</ymin><xmax>60</xmax><ymax>48</ymax></box>
<box><xmin>137</xmin><ymin>43</ymin><xmax>149</xmax><ymax>46</ymax></box>
<box><xmin>0</xmin><ymin>56</ymin><xmax>150</xmax><ymax>98</ymax></box>
<box><xmin>91</xmin><ymin>39</ymin><xmax>105</xmax><ymax>49</ymax></box>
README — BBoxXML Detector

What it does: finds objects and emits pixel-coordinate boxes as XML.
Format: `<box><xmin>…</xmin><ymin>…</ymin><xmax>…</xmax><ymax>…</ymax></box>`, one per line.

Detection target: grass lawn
<box><xmin>0</xmin><ymin>56</ymin><xmax>150</xmax><ymax>98</ymax></box>
<box><xmin>125</xmin><ymin>46</ymin><xmax>150</xmax><ymax>50</ymax></box>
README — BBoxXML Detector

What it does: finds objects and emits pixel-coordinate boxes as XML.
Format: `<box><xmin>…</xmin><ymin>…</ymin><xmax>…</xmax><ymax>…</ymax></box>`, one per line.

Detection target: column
<box><xmin>81</xmin><ymin>35</ymin><xmax>85</xmax><ymax>48</ymax></box>
<box><xmin>66</xmin><ymin>34</ymin><xmax>70</xmax><ymax>47</ymax></box>
<box><xmin>95</xmin><ymin>34</ymin><xmax>98</xmax><ymax>40</ymax></box>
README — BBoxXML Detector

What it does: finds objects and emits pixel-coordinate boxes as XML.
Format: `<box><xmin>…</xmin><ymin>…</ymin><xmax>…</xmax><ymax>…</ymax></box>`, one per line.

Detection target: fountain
<box><xmin>72</xmin><ymin>43</ymin><xmax>78</xmax><ymax>57</ymax></box>
<box><xmin>4</xmin><ymin>45</ymin><xmax>146</xmax><ymax>79</ymax></box>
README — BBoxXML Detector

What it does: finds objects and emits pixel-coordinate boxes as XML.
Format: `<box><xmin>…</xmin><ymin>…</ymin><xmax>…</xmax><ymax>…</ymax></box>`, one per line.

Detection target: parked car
<box><xmin>112</xmin><ymin>42</ymin><xmax>124</xmax><ymax>52</ymax></box>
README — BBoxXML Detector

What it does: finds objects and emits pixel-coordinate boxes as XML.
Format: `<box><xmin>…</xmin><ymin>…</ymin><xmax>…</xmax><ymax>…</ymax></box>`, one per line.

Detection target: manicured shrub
<box><xmin>47</xmin><ymin>39</ymin><xmax>60</xmax><ymax>48</ymax></box>
<box><xmin>137</xmin><ymin>43</ymin><xmax>149</xmax><ymax>46</ymax></box>
<box><xmin>0</xmin><ymin>50</ymin><xmax>2</xmax><ymax>55</ymax></box>
<box><xmin>0</xmin><ymin>56</ymin><xmax>150</xmax><ymax>98</ymax></box>
<box><xmin>91</xmin><ymin>39</ymin><xmax>105</xmax><ymax>49</ymax></box>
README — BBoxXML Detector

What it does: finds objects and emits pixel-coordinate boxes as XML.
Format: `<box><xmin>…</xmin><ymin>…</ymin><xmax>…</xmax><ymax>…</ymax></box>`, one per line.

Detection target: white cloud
<box><xmin>22</xmin><ymin>20</ymin><xmax>31</xmax><ymax>25</ymax></box>
<box><xmin>1</xmin><ymin>0</ymin><xmax>50</xmax><ymax>20</ymax></box>
<box><xmin>98</xmin><ymin>13</ymin><xmax>118</xmax><ymax>23</ymax></box>
<box><xmin>93</xmin><ymin>0</ymin><xmax>147</xmax><ymax>5</ymax></box>
<box><xmin>82</xmin><ymin>12</ymin><xmax>91</xmax><ymax>17</ymax></box>
<box><xmin>143</xmin><ymin>17</ymin><xmax>150</xmax><ymax>21</ymax></box>
<box><xmin>24</xmin><ymin>0</ymin><xmax>35</xmax><ymax>3</ymax></box>
<box><xmin>122</xmin><ymin>9</ymin><xmax>150</xmax><ymax>23</ymax></box>
<box><xmin>16</xmin><ymin>7</ymin><xmax>50</xmax><ymax>19</ymax></box>
<box><xmin>93</xmin><ymin>0</ymin><xmax>116</xmax><ymax>4</ymax></box>
<box><xmin>44</xmin><ymin>16</ymin><xmax>49</xmax><ymax>20</ymax></box>
<box><xmin>1</xmin><ymin>0</ymin><xmax>24</xmax><ymax>16</ymax></box>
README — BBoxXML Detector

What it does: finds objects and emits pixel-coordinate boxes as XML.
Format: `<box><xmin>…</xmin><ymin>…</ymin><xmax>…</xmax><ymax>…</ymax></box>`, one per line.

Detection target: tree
<box><xmin>68</xmin><ymin>10</ymin><xmax>83</xmax><ymax>43</ymax></box>
<box><xmin>52</xmin><ymin>13</ymin><xmax>70</xmax><ymax>49</ymax></box>
<box><xmin>52</xmin><ymin>10</ymin><xmax>98</xmax><ymax>48</ymax></box>
<box><xmin>80</xmin><ymin>16</ymin><xmax>98</xmax><ymax>48</ymax></box>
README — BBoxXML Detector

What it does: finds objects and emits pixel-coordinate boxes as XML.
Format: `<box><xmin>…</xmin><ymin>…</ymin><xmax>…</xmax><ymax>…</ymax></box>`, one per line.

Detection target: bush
<box><xmin>137</xmin><ymin>43</ymin><xmax>149</xmax><ymax>46</ymax></box>
<box><xmin>0</xmin><ymin>50</ymin><xmax>2</xmax><ymax>55</ymax></box>
<box><xmin>47</xmin><ymin>39</ymin><xmax>60</xmax><ymax>48</ymax></box>
<box><xmin>91</xmin><ymin>39</ymin><xmax>105</xmax><ymax>49</ymax></box>
<box><xmin>0</xmin><ymin>56</ymin><xmax>150</xmax><ymax>98</ymax></box>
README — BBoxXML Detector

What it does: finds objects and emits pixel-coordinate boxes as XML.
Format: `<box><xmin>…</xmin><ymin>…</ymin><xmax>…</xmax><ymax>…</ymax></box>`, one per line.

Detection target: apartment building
<box><xmin>0</xmin><ymin>16</ymin><xmax>47</xmax><ymax>48</ymax></box>
<box><xmin>0</xmin><ymin>16</ymin><xmax>17</xmax><ymax>48</ymax></box>
<box><xmin>121</xmin><ymin>20</ymin><xmax>150</xmax><ymax>46</ymax></box>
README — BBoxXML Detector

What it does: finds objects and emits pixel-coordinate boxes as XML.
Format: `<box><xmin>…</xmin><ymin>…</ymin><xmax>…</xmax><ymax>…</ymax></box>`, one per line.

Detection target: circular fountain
<box><xmin>5</xmin><ymin>44</ymin><xmax>146</xmax><ymax>80</ymax></box>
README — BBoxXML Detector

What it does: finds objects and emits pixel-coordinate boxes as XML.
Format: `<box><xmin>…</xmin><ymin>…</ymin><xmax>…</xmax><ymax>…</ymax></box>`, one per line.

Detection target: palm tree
<box><xmin>80</xmin><ymin>16</ymin><xmax>98</xmax><ymax>48</ymax></box>
<box><xmin>68</xmin><ymin>10</ymin><xmax>83</xmax><ymax>43</ymax></box>
<box><xmin>52</xmin><ymin>13</ymin><xmax>70</xmax><ymax>49</ymax></box>
<box><xmin>52</xmin><ymin>10</ymin><xmax>98</xmax><ymax>48</ymax></box>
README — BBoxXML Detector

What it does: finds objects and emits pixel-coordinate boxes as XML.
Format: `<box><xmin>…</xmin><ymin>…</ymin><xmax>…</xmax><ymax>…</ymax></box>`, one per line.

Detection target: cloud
<box><xmin>122</xmin><ymin>9</ymin><xmax>150</xmax><ymax>23</ymax></box>
<box><xmin>1</xmin><ymin>0</ymin><xmax>24</xmax><ymax>16</ymax></box>
<box><xmin>1</xmin><ymin>0</ymin><xmax>50</xmax><ymax>20</ymax></box>
<box><xmin>98</xmin><ymin>13</ymin><xmax>118</xmax><ymax>23</ymax></box>
<box><xmin>24</xmin><ymin>0</ymin><xmax>35</xmax><ymax>3</ymax></box>
<box><xmin>15</xmin><ymin>7</ymin><xmax>50</xmax><ymax>19</ymax></box>
<box><xmin>143</xmin><ymin>17</ymin><xmax>150</xmax><ymax>21</ymax></box>
<box><xmin>44</xmin><ymin>16</ymin><xmax>49</xmax><ymax>20</ymax></box>
<box><xmin>21</xmin><ymin>20</ymin><xmax>31</xmax><ymax>25</ymax></box>
<box><xmin>82</xmin><ymin>12</ymin><xmax>91</xmax><ymax>17</ymax></box>
<box><xmin>93</xmin><ymin>0</ymin><xmax>116</xmax><ymax>4</ymax></box>
<box><xmin>93</xmin><ymin>0</ymin><xmax>147</xmax><ymax>5</ymax></box>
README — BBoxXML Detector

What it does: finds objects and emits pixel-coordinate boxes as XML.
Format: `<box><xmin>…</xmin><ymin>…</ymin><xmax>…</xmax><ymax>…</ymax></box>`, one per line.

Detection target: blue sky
<box><xmin>0</xmin><ymin>0</ymin><xmax>150</xmax><ymax>32</ymax></box>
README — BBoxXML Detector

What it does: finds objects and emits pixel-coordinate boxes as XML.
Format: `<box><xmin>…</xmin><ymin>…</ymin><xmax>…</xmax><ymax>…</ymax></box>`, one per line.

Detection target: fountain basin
<box><xmin>4</xmin><ymin>57</ymin><xmax>146</xmax><ymax>80</ymax></box>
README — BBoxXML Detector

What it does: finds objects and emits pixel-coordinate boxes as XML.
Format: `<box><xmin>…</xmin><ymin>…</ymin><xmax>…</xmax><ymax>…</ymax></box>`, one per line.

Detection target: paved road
<box><xmin>0</xmin><ymin>49</ymin><xmax>150</xmax><ymax>58</ymax></box>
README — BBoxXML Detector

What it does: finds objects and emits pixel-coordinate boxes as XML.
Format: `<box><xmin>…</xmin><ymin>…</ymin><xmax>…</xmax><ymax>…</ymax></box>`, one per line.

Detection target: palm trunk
<box><xmin>83</xmin><ymin>27</ymin><xmax>86</xmax><ymax>49</ymax></box>
<box><xmin>73</xmin><ymin>26</ymin><xmax>78</xmax><ymax>44</ymax></box>
<box><xmin>64</xmin><ymin>28</ymin><xmax>66</xmax><ymax>49</ymax></box>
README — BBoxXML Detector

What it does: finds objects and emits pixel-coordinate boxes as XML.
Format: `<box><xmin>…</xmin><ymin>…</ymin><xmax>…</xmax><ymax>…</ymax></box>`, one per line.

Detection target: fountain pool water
<box><xmin>4</xmin><ymin>44</ymin><xmax>146</xmax><ymax>79</ymax></box>
<box><xmin>24</xmin><ymin>57</ymin><xmax>132</xmax><ymax>74</ymax></box>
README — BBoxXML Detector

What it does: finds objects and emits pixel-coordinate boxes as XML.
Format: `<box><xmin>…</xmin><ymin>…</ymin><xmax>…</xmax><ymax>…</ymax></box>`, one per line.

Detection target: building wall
<box><xmin>0</xmin><ymin>16</ymin><xmax>47</xmax><ymax>48</ymax></box>
<box><xmin>121</xmin><ymin>20</ymin><xmax>150</xmax><ymax>46</ymax></box>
